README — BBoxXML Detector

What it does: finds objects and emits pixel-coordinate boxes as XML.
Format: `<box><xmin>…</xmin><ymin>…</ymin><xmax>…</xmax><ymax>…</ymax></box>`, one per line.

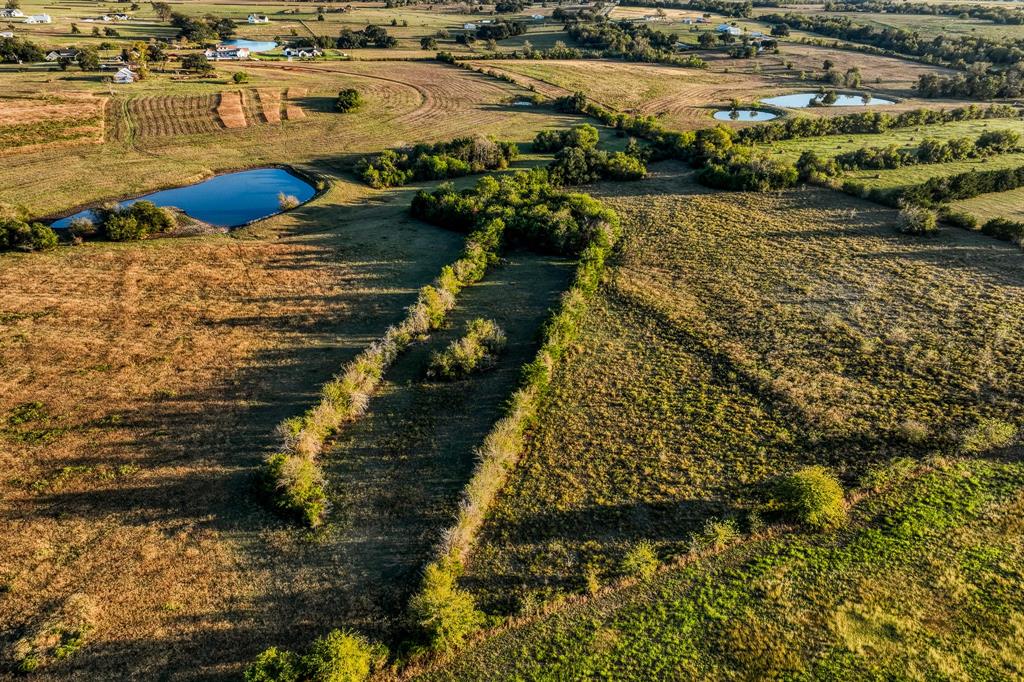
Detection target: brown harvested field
<box><xmin>0</xmin><ymin>179</ymin><xmax>472</xmax><ymax>679</ymax></box>
<box><xmin>0</xmin><ymin>94</ymin><xmax>106</xmax><ymax>155</ymax></box>
<box><xmin>128</xmin><ymin>94</ymin><xmax>223</xmax><ymax>138</ymax></box>
<box><xmin>216</xmin><ymin>91</ymin><xmax>248</xmax><ymax>129</ymax></box>
<box><xmin>256</xmin><ymin>89</ymin><xmax>283</xmax><ymax>124</ymax></box>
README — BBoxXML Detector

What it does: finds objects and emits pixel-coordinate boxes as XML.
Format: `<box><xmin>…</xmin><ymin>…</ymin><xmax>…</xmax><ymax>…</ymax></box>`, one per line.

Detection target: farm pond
<box><xmin>52</xmin><ymin>168</ymin><xmax>316</xmax><ymax>229</ymax></box>
<box><xmin>760</xmin><ymin>92</ymin><xmax>896</xmax><ymax>108</ymax></box>
<box><xmin>713</xmin><ymin>109</ymin><xmax>778</xmax><ymax>121</ymax></box>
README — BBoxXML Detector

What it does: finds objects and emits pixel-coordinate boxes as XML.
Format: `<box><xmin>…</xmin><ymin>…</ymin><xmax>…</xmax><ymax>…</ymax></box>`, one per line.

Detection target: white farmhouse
<box><xmin>113</xmin><ymin>67</ymin><xmax>136</xmax><ymax>83</ymax></box>
<box><xmin>716</xmin><ymin>23</ymin><xmax>743</xmax><ymax>36</ymax></box>
<box><xmin>25</xmin><ymin>13</ymin><xmax>53</xmax><ymax>24</ymax></box>
<box><xmin>0</xmin><ymin>7</ymin><xmax>23</xmax><ymax>17</ymax></box>
<box><xmin>283</xmin><ymin>46</ymin><xmax>321</xmax><ymax>58</ymax></box>
<box><xmin>248</xmin><ymin>14</ymin><xmax>270</xmax><ymax>24</ymax></box>
<box><xmin>462</xmin><ymin>22</ymin><xmax>477</xmax><ymax>30</ymax></box>
<box><xmin>0</xmin><ymin>30</ymin><xmax>13</xmax><ymax>37</ymax></box>
<box><xmin>204</xmin><ymin>44</ymin><xmax>251</xmax><ymax>60</ymax></box>
<box><xmin>45</xmin><ymin>48</ymin><xmax>80</xmax><ymax>61</ymax></box>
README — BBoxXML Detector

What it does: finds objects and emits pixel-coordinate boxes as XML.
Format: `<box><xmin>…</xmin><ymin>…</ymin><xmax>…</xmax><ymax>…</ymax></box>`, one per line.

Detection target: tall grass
<box><xmin>257</xmin><ymin>217</ymin><xmax>507</xmax><ymax>528</ymax></box>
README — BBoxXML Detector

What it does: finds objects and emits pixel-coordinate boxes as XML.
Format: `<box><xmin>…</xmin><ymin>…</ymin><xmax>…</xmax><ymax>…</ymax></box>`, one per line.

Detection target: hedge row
<box><xmin>834</xmin><ymin>130</ymin><xmax>1022</xmax><ymax>171</ymax></box>
<box><xmin>406</xmin><ymin>171</ymin><xmax>621</xmax><ymax>652</ymax></box>
<box><xmin>257</xmin><ymin>208</ymin><xmax>508</xmax><ymax>527</ymax></box>
<box><xmin>355</xmin><ymin>135</ymin><xmax>518</xmax><ymax>189</ymax></box>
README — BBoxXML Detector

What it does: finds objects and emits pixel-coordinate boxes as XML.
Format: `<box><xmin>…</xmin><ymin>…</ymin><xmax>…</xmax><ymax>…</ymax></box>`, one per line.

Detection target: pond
<box><xmin>222</xmin><ymin>38</ymin><xmax>279</xmax><ymax>53</ymax></box>
<box><xmin>760</xmin><ymin>92</ymin><xmax>896</xmax><ymax>108</ymax></box>
<box><xmin>713</xmin><ymin>109</ymin><xmax>778</xmax><ymax>122</ymax></box>
<box><xmin>52</xmin><ymin>168</ymin><xmax>316</xmax><ymax>229</ymax></box>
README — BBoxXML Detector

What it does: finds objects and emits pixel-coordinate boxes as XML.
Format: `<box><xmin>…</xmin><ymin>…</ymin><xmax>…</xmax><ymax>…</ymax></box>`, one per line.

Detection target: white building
<box><xmin>45</xmin><ymin>48</ymin><xmax>80</xmax><ymax>61</ymax></box>
<box><xmin>248</xmin><ymin>14</ymin><xmax>270</xmax><ymax>24</ymax></box>
<box><xmin>462</xmin><ymin>22</ymin><xmax>477</xmax><ymax>30</ymax></box>
<box><xmin>0</xmin><ymin>7</ymin><xmax>23</xmax><ymax>17</ymax></box>
<box><xmin>25</xmin><ymin>14</ymin><xmax>53</xmax><ymax>24</ymax></box>
<box><xmin>283</xmin><ymin>46</ymin><xmax>321</xmax><ymax>58</ymax></box>
<box><xmin>0</xmin><ymin>30</ymin><xmax>13</xmax><ymax>37</ymax></box>
<box><xmin>113</xmin><ymin>67</ymin><xmax>136</xmax><ymax>83</ymax></box>
<box><xmin>204</xmin><ymin>45</ymin><xmax>251</xmax><ymax>60</ymax></box>
<box><xmin>531</xmin><ymin>14</ymin><xmax>544</xmax><ymax>20</ymax></box>
<box><xmin>716</xmin><ymin>24</ymin><xmax>743</xmax><ymax>36</ymax></box>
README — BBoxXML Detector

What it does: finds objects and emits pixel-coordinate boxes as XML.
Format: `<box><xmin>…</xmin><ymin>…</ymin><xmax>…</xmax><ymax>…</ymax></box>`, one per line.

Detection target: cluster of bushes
<box><xmin>337</xmin><ymin>25</ymin><xmax>396</xmax><ymax>49</ymax></box>
<box><xmin>245</xmin><ymin>629</ymin><xmax>387</xmax><ymax>682</ymax></box>
<box><xmin>69</xmin><ymin>201</ymin><xmax>175</xmax><ymax>242</ymax></box>
<box><xmin>335</xmin><ymin>88</ymin><xmax>361</xmax><ymax>113</ymax></box>
<box><xmin>170</xmin><ymin>12</ymin><xmax>235</xmax><ymax>42</ymax></box>
<box><xmin>0</xmin><ymin>205</ymin><xmax>57</xmax><ymax>253</ymax></box>
<box><xmin>566</xmin><ymin>21</ymin><xmax>706</xmax><ymax>67</ymax></box>
<box><xmin>697</xmin><ymin>147</ymin><xmax>799</xmax><ymax>191</ymax></box>
<box><xmin>917</xmin><ymin>66</ymin><xmax>1024</xmax><ymax>100</ymax></box>
<box><xmin>735</xmin><ymin>105</ymin><xmax>1019</xmax><ymax>144</ymax></box>
<box><xmin>427</xmin><ymin>318</ymin><xmax>507</xmax><ymax>380</ymax></box>
<box><xmin>769</xmin><ymin>466</ymin><xmax>847</xmax><ymax>530</ymax></box>
<box><xmin>760</xmin><ymin>12</ymin><xmax>1024</xmax><ymax>68</ymax></box>
<box><xmin>533</xmin><ymin>124</ymin><xmax>600</xmax><ymax>153</ymax></box>
<box><xmin>472</xmin><ymin>20</ymin><xmax>527</xmax><ymax>41</ymax></box>
<box><xmin>0</xmin><ymin>36</ymin><xmax>44</xmax><ymax>64</ymax></box>
<box><xmin>412</xmin><ymin>169</ymin><xmax>621</xmax><ymax>256</ymax></box>
<box><xmin>824</xmin><ymin>0</ymin><xmax>1024</xmax><ymax>26</ymax></box>
<box><xmin>409</xmin><ymin>170</ymin><xmax>620</xmax><ymax>652</ymax></box>
<box><xmin>548</xmin><ymin>145</ymin><xmax>648</xmax><ymax>185</ymax></box>
<box><xmin>356</xmin><ymin>136</ymin><xmax>518</xmax><ymax>188</ymax></box>
<box><xmin>898</xmin><ymin>204</ymin><xmax>939</xmax><ymax>236</ymax></box>
<box><xmin>258</xmin><ymin>188</ymin><xmax>513</xmax><ymax>527</ymax></box>
<box><xmin>835</xmin><ymin>129</ymin><xmax>1022</xmax><ymax>170</ymax></box>
<box><xmin>981</xmin><ymin>218</ymin><xmax>1024</xmax><ymax>244</ymax></box>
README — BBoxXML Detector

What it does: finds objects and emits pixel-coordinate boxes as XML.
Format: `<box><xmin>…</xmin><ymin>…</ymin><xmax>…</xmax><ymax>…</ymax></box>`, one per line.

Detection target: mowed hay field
<box><xmin>0</xmin><ymin>180</ymin><xmax>474</xmax><ymax>679</ymax></box>
<box><xmin>0</xmin><ymin>60</ymin><xmax>577</xmax><ymax>216</ymax></box>
<box><xmin>0</xmin><ymin>94</ymin><xmax>106</xmax><ymax>156</ymax></box>
<box><xmin>459</xmin><ymin>165</ymin><xmax>1024</xmax><ymax>616</ymax></box>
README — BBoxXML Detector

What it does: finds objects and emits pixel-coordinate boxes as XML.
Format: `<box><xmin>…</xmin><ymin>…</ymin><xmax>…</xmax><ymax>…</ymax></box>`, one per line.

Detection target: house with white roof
<box><xmin>0</xmin><ymin>7</ymin><xmax>23</xmax><ymax>17</ymax></box>
<box><xmin>248</xmin><ymin>14</ymin><xmax>270</xmax><ymax>23</ymax></box>
<box><xmin>204</xmin><ymin>44</ymin><xmax>250</xmax><ymax>60</ymax></box>
<box><xmin>283</xmin><ymin>46</ymin><xmax>321</xmax><ymax>58</ymax></box>
<box><xmin>113</xmin><ymin>67</ymin><xmax>136</xmax><ymax>83</ymax></box>
<box><xmin>25</xmin><ymin>14</ymin><xmax>52</xmax><ymax>24</ymax></box>
<box><xmin>716</xmin><ymin>23</ymin><xmax>743</xmax><ymax>36</ymax></box>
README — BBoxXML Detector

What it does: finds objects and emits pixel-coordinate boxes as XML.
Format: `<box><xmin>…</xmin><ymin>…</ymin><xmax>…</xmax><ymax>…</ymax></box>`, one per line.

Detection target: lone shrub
<box><xmin>898</xmin><ymin>204</ymin><xmax>939</xmax><ymax>236</ymax></box>
<box><xmin>278</xmin><ymin>193</ymin><xmax>300</xmax><ymax>210</ymax></box>
<box><xmin>232</xmin><ymin>71</ymin><xmax>249</xmax><ymax>84</ymax></box>
<box><xmin>244</xmin><ymin>647</ymin><xmax>300</xmax><ymax>682</ymax></box>
<box><xmin>689</xmin><ymin>518</ymin><xmax>741</xmax><ymax>552</ymax></box>
<box><xmin>408</xmin><ymin>558</ymin><xmax>484</xmax><ymax>651</ymax></box>
<box><xmin>773</xmin><ymin>466</ymin><xmax>847</xmax><ymax>530</ymax></box>
<box><xmin>427</xmin><ymin>318</ymin><xmax>506</xmax><ymax>380</ymax></box>
<box><xmin>336</xmin><ymin>88</ymin><xmax>361</xmax><ymax>113</ymax></box>
<box><xmin>621</xmin><ymin>541</ymin><xmax>659</xmax><ymax>579</ymax></box>
<box><xmin>960</xmin><ymin>418</ymin><xmax>1017</xmax><ymax>454</ymax></box>
<box><xmin>303</xmin><ymin>629</ymin><xmax>387</xmax><ymax>682</ymax></box>
<box><xmin>245</xmin><ymin>631</ymin><xmax>386</xmax><ymax>682</ymax></box>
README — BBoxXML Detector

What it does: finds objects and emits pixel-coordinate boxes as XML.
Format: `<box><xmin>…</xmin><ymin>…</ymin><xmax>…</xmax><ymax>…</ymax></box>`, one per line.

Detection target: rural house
<box><xmin>283</xmin><ymin>46</ymin><xmax>322</xmax><ymax>58</ymax></box>
<box><xmin>248</xmin><ymin>14</ymin><xmax>270</xmax><ymax>24</ymax></box>
<box><xmin>0</xmin><ymin>30</ymin><xmax>13</xmax><ymax>38</ymax></box>
<box><xmin>462</xmin><ymin>22</ymin><xmax>477</xmax><ymax>30</ymax></box>
<box><xmin>45</xmin><ymin>48</ymin><xmax>81</xmax><ymax>61</ymax></box>
<box><xmin>24</xmin><ymin>14</ymin><xmax>52</xmax><ymax>24</ymax></box>
<box><xmin>113</xmin><ymin>67</ymin><xmax>136</xmax><ymax>83</ymax></box>
<box><xmin>204</xmin><ymin>45</ymin><xmax>251</xmax><ymax>60</ymax></box>
<box><xmin>0</xmin><ymin>7</ymin><xmax>23</xmax><ymax>17</ymax></box>
<box><xmin>716</xmin><ymin>23</ymin><xmax>743</xmax><ymax>36</ymax></box>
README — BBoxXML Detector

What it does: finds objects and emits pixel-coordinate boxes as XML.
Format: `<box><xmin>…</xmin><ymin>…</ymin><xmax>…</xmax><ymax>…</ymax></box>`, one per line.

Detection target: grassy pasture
<box><xmin>459</xmin><ymin>164</ymin><xmax>1024</xmax><ymax>616</ymax></box>
<box><xmin>952</xmin><ymin>186</ymin><xmax>1024</xmax><ymax>223</ymax></box>
<box><xmin>416</xmin><ymin>457</ymin><xmax>1024</xmax><ymax>680</ymax></box>
<box><xmin>842</xmin><ymin>151</ymin><xmax>1024</xmax><ymax>190</ymax></box>
<box><xmin>764</xmin><ymin>117</ymin><xmax>1024</xmax><ymax>164</ymax></box>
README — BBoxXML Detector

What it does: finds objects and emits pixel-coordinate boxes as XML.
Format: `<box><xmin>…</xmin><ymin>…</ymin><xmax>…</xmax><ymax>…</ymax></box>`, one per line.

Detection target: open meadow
<box><xmin>3</xmin><ymin>0</ymin><xmax>1024</xmax><ymax>678</ymax></box>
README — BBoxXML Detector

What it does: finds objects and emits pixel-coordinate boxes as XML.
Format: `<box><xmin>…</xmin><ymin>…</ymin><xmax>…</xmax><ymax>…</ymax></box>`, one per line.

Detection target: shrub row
<box><xmin>735</xmin><ymin>104</ymin><xmax>1020</xmax><ymax>144</ymax></box>
<box><xmin>565</xmin><ymin>21</ymin><xmax>707</xmax><ymax>68</ymax></box>
<box><xmin>407</xmin><ymin>171</ymin><xmax>621</xmax><ymax>652</ymax></box>
<box><xmin>245</xmin><ymin>629</ymin><xmax>387</xmax><ymax>682</ymax></box>
<box><xmin>898</xmin><ymin>164</ymin><xmax>1024</xmax><ymax>207</ymax></box>
<box><xmin>257</xmin><ymin>207</ymin><xmax>509</xmax><ymax>527</ymax></box>
<box><xmin>834</xmin><ymin>130</ymin><xmax>1022</xmax><ymax>170</ymax></box>
<box><xmin>356</xmin><ymin>136</ymin><xmax>517</xmax><ymax>189</ymax></box>
<box><xmin>533</xmin><ymin>124</ymin><xmax>600</xmax><ymax>153</ymax></box>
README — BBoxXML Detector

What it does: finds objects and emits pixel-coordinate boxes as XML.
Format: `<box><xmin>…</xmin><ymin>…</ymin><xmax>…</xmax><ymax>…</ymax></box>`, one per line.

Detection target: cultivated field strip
<box><xmin>216</xmin><ymin>91</ymin><xmax>248</xmax><ymax>129</ymax></box>
<box><xmin>128</xmin><ymin>94</ymin><xmax>222</xmax><ymax>138</ymax></box>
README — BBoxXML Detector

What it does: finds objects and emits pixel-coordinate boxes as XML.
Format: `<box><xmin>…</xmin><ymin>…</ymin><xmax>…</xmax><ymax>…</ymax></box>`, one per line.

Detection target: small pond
<box><xmin>52</xmin><ymin>168</ymin><xmax>316</xmax><ymax>229</ymax></box>
<box><xmin>222</xmin><ymin>38</ymin><xmax>279</xmax><ymax>52</ymax></box>
<box><xmin>760</xmin><ymin>92</ymin><xmax>896</xmax><ymax>108</ymax></box>
<box><xmin>713</xmin><ymin>109</ymin><xmax>778</xmax><ymax>122</ymax></box>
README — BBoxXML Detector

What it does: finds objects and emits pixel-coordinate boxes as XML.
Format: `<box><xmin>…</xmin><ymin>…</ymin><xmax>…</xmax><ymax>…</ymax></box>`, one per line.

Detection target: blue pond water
<box><xmin>760</xmin><ymin>92</ymin><xmax>896</xmax><ymax>108</ymax></box>
<box><xmin>221</xmin><ymin>38</ymin><xmax>279</xmax><ymax>52</ymax></box>
<box><xmin>713</xmin><ymin>109</ymin><xmax>778</xmax><ymax>121</ymax></box>
<box><xmin>53</xmin><ymin>168</ymin><xmax>315</xmax><ymax>229</ymax></box>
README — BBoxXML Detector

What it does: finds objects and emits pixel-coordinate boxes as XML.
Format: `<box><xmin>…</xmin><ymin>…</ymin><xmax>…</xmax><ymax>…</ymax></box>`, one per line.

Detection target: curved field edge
<box><xmin>410</xmin><ymin>457</ymin><xmax>1024</xmax><ymax>680</ymax></box>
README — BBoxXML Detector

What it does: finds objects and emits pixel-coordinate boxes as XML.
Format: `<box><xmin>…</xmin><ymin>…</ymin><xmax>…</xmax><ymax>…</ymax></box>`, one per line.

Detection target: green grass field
<box><xmin>452</xmin><ymin>162</ymin><xmax>1024</xmax><ymax>641</ymax></box>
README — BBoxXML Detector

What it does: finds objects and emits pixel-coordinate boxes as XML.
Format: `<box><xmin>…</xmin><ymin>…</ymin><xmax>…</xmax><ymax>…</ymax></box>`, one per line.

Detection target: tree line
<box><xmin>356</xmin><ymin>136</ymin><xmax>518</xmax><ymax>188</ymax></box>
<box><xmin>823</xmin><ymin>0</ymin><xmax>1024</xmax><ymax>26</ymax></box>
<box><xmin>834</xmin><ymin>130</ymin><xmax>1021</xmax><ymax>170</ymax></box>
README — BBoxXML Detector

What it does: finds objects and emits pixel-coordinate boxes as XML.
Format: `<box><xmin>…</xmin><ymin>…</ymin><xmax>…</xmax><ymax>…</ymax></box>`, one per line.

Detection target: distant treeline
<box><xmin>759</xmin><ymin>13</ymin><xmax>1024</xmax><ymax>68</ymax></box>
<box><xmin>565</xmin><ymin>21</ymin><xmax>707</xmax><ymax>67</ymax></box>
<box><xmin>356</xmin><ymin>136</ymin><xmax>518</xmax><ymax>188</ymax></box>
<box><xmin>835</xmin><ymin>130</ymin><xmax>1021</xmax><ymax>170</ymax></box>
<box><xmin>824</xmin><ymin>0</ymin><xmax>1024</xmax><ymax>26</ymax></box>
<box><xmin>734</xmin><ymin>104</ymin><xmax>1020</xmax><ymax>144</ymax></box>
<box><xmin>917</xmin><ymin>67</ymin><xmax>1024</xmax><ymax>100</ymax></box>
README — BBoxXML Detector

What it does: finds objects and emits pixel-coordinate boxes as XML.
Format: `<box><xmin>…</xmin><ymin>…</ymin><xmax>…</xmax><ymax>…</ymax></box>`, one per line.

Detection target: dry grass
<box><xmin>128</xmin><ymin>94</ymin><xmax>223</xmax><ymax>138</ymax></box>
<box><xmin>216</xmin><ymin>91</ymin><xmax>248</xmax><ymax>129</ymax></box>
<box><xmin>0</xmin><ymin>94</ymin><xmax>106</xmax><ymax>155</ymax></box>
<box><xmin>257</xmin><ymin>89</ymin><xmax>283</xmax><ymax>124</ymax></box>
